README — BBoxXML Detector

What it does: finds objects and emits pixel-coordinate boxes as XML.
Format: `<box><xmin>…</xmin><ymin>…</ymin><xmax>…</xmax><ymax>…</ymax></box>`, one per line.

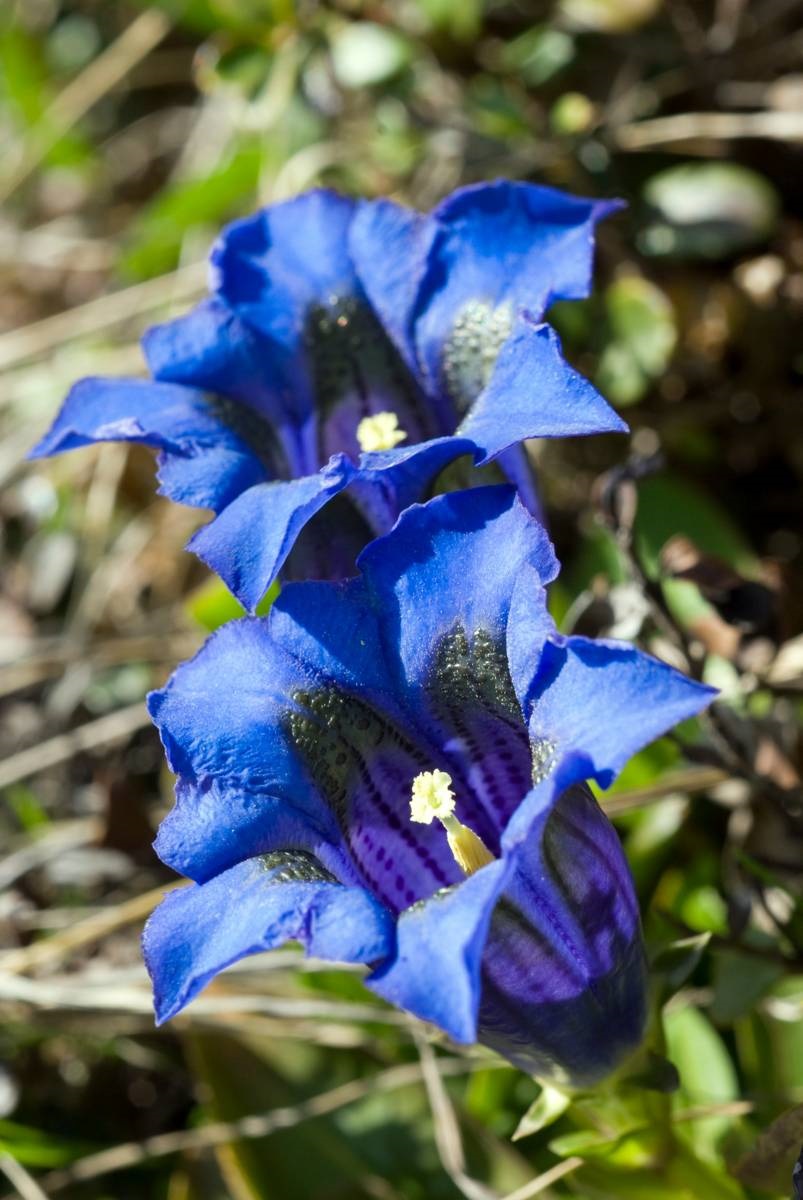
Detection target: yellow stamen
<box><xmin>410</xmin><ymin>770</ymin><xmax>495</xmax><ymax>877</ymax></box>
<box><xmin>356</xmin><ymin>411</ymin><xmax>407</xmax><ymax>453</ymax></box>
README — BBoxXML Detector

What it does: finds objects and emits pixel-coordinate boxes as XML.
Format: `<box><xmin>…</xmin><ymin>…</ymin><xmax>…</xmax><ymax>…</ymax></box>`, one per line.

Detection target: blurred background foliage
<box><xmin>0</xmin><ymin>0</ymin><xmax>802</xmax><ymax>1197</ymax></box>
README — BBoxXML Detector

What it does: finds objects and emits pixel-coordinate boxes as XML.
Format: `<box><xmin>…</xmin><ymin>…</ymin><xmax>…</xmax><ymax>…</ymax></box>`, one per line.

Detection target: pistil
<box><xmin>410</xmin><ymin>770</ymin><xmax>494</xmax><ymax>877</ymax></box>
<box><xmin>356</xmin><ymin>411</ymin><xmax>408</xmax><ymax>452</ymax></box>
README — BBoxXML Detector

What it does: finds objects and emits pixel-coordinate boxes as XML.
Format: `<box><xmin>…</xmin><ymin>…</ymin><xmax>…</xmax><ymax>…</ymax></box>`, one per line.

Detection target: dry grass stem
<box><xmin>601</xmin><ymin>767</ymin><xmax>729</xmax><ymax>814</ymax></box>
<box><xmin>0</xmin><ymin>819</ymin><xmax>101</xmax><ymax>891</ymax></box>
<box><xmin>415</xmin><ymin>1030</ymin><xmax>499</xmax><ymax>1200</ymax></box>
<box><xmin>0</xmin><ymin>702</ymin><xmax>153</xmax><ymax>792</ymax></box>
<box><xmin>0</xmin><ymin>263</ymin><xmax>206</xmax><ymax>375</ymax></box>
<box><xmin>615</xmin><ymin>109</ymin><xmax>803</xmax><ymax>150</ymax></box>
<box><xmin>0</xmin><ymin>1154</ymin><xmax>52</xmax><ymax>1200</ymax></box>
<box><xmin>0</xmin><ymin>880</ymin><xmax>179</xmax><ymax>976</ymax></box>
<box><xmin>0</xmin><ymin>9</ymin><xmax>172</xmax><ymax>203</ymax></box>
<box><xmin>498</xmin><ymin>1157</ymin><xmax>584</xmax><ymax>1200</ymax></box>
<box><xmin>23</xmin><ymin>1058</ymin><xmax>485</xmax><ymax>1195</ymax></box>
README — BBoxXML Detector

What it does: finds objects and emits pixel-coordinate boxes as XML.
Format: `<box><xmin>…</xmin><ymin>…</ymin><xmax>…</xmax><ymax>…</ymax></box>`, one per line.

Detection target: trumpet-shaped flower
<box><xmin>144</xmin><ymin>486</ymin><xmax>713</xmax><ymax>1083</ymax></box>
<box><xmin>31</xmin><ymin>183</ymin><xmax>625</xmax><ymax>610</ymax></box>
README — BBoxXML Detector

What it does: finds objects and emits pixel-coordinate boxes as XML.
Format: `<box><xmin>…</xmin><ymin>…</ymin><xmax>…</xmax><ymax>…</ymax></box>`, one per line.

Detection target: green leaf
<box><xmin>597</xmin><ymin>276</ymin><xmax>677</xmax><ymax>407</ymax></box>
<box><xmin>710</xmin><ymin>950</ymin><xmax>785</xmax><ymax>1024</ymax></box>
<box><xmin>499</xmin><ymin>26</ymin><xmax>575</xmax><ymax>86</ymax></box>
<box><xmin>633</xmin><ymin>473</ymin><xmax>758</xmax><ymax>628</ymax></box>
<box><xmin>736</xmin><ymin>975</ymin><xmax>803</xmax><ymax>1099</ymax></box>
<box><xmin>512</xmin><ymin>1082</ymin><xmax>571</xmax><ymax>1141</ymax></box>
<box><xmin>651</xmin><ymin>933</ymin><xmax>711</xmax><ymax>992</ymax></box>
<box><xmin>121</xmin><ymin>143</ymin><xmax>263</xmax><ymax>279</ymax></box>
<box><xmin>664</xmin><ymin>1005</ymin><xmax>740</xmax><ymax>1162</ymax></box>
<box><xmin>0</xmin><ymin>1119</ymin><xmax>96</xmax><ymax>1168</ymax></box>
<box><xmin>642</xmin><ymin>163</ymin><xmax>779</xmax><ymax>260</ymax></box>
<box><xmin>330</xmin><ymin>23</ymin><xmax>412</xmax><ymax>90</ymax></box>
<box><xmin>635</xmin><ymin>474</ymin><xmax>757</xmax><ymax>580</ymax></box>
<box><xmin>0</xmin><ymin>25</ymin><xmax>93</xmax><ymax>170</ymax></box>
<box><xmin>415</xmin><ymin>0</ymin><xmax>483</xmax><ymax>40</ymax></box>
<box><xmin>185</xmin><ymin>575</ymin><xmax>279</xmax><ymax>632</ymax></box>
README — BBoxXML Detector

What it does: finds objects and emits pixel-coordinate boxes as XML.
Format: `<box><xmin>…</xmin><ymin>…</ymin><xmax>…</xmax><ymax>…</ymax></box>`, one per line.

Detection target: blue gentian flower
<box><xmin>144</xmin><ymin>486</ymin><xmax>713</xmax><ymax>1084</ymax></box>
<box><xmin>31</xmin><ymin>183</ymin><xmax>626</xmax><ymax>611</ymax></box>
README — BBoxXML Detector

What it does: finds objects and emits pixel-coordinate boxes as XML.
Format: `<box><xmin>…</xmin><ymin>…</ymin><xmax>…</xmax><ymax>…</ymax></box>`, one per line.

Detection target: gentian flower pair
<box><xmin>33</xmin><ymin>180</ymin><xmax>714</xmax><ymax>1084</ymax></box>
<box><xmin>32</xmin><ymin>182</ymin><xmax>625</xmax><ymax>610</ymax></box>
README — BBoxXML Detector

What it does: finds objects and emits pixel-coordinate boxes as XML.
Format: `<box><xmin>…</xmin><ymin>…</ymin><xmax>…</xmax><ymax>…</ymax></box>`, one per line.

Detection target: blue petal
<box><xmin>148</xmin><ymin>619</ymin><xmax>317</xmax><ymax>794</ymax></box>
<box><xmin>148</xmin><ymin>620</ymin><xmax>357</xmax><ymax>882</ymax></box>
<box><xmin>154</xmin><ymin>775</ymin><xmax>359</xmax><ymax>887</ymax></box>
<box><xmin>348</xmin><ymin>197</ymin><xmax>434</xmax><ymax>373</ymax></box>
<box><xmin>154</xmin><ymin>445</ymin><xmax>266</xmax><ymax>510</ymax></box>
<box><xmin>29</xmin><ymin>376</ymin><xmax>268</xmax><ymax>511</ymax></box>
<box><xmin>367</xmin><ymin>858</ymin><xmax>510</xmax><ymax>1043</ymax></box>
<box><xmin>144</xmin><ymin>852</ymin><xmax>395</xmax><ymax>1023</ymax></box>
<box><xmin>352</xmin><ymin>434</ymin><xmax>476</xmax><ymax>530</ymax></box>
<box><xmin>412</xmin><ymin>181</ymin><xmax>622</xmax><ymax>404</ymax></box>
<box><xmin>479</xmin><ymin>775</ymin><xmax>646</xmax><ymax>1083</ymax></box>
<box><xmin>458</xmin><ymin>319</ymin><xmax>627</xmax><ymax>462</ymax></box>
<box><xmin>211</xmin><ymin>192</ymin><xmax>444</xmax><ymax>467</ymax></box>
<box><xmin>143</xmin><ymin>297</ymin><xmax>313</xmax><ymax>472</ymax></box>
<box><xmin>209</xmin><ymin>190</ymin><xmax>359</xmax><ymax>346</ymax></box>
<box><xmin>493</xmin><ymin>444</ymin><xmax>543</xmax><ymax>523</ymax></box>
<box><xmin>149</xmin><ymin>601</ymin><xmax>460</xmax><ymax>909</ymax></box>
<box><xmin>508</xmin><ymin>603</ymin><xmax>717</xmax><ymax>794</ymax></box>
<box><xmin>357</xmin><ymin>486</ymin><xmax>557</xmax><ymax>706</ymax></box>
<box><xmin>188</xmin><ymin>457</ymin><xmax>354</xmax><ymax>611</ymax></box>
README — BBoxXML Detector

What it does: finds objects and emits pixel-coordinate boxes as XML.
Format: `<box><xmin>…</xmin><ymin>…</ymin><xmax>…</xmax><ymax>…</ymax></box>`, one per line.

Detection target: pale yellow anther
<box><xmin>410</xmin><ymin>770</ymin><xmax>495</xmax><ymax>877</ymax></box>
<box><xmin>410</xmin><ymin>769</ymin><xmax>456</xmax><ymax>825</ymax></box>
<box><xmin>356</xmin><ymin>411</ymin><xmax>407</xmax><ymax>453</ymax></box>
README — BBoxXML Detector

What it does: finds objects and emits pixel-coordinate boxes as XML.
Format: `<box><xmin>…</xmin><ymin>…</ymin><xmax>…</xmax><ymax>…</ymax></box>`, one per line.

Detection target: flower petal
<box><xmin>348</xmin><ymin>197</ymin><xmax>434</xmax><ymax>373</ymax></box>
<box><xmin>188</xmin><ymin>458</ymin><xmax>354</xmax><ymax>611</ymax></box>
<box><xmin>357</xmin><ymin>486</ymin><xmax>557</xmax><ymax>705</ymax></box>
<box><xmin>411</xmin><ymin>181</ymin><xmax>622</xmax><ymax>405</ymax></box>
<box><xmin>458</xmin><ymin>319</ymin><xmax>627</xmax><ymax>462</ymax></box>
<box><xmin>143</xmin><ymin>297</ymin><xmax>312</xmax><ymax>472</ymax></box>
<box><xmin>29</xmin><ymin>376</ymin><xmax>268</xmax><ymax>510</ymax></box>
<box><xmin>150</xmin><ymin>601</ymin><xmax>461</xmax><ymax>908</ymax></box>
<box><xmin>352</xmin><ymin>434</ymin><xmax>477</xmax><ymax>530</ymax></box>
<box><xmin>148</xmin><ymin>619</ymin><xmax>317</xmax><ymax>794</ymax></box>
<box><xmin>144</xmin><ymin>851</ymin><xmax>395</xmax><ymax>1023</ymax></box>
<box><xmin>479</xmin><ymin>777</ymin><xmax>646</xmax><ymax>1084</ymax></box>
<box><xmin>209</xmin><ymin>190</ymin><xmax>359</xmax><ymax>346</ymax></box>
<box><xmin>148</xmin><ymin>617</ymin><xmax>371</xmax><ymax>885</ymax></box>
<box><xmin>154</xmin><ymin>775</ymin><xmax>358</xmax><ymax>886</ymax></box>
<box><xmin>367</xmin><ymin>857</ymin><xmax>510</xmax><ymax>1043</ymax></box>
<box><xmin>509</xmin><ymin>605</ymin><xmax>717</xmax><ymax>792</ymax></box>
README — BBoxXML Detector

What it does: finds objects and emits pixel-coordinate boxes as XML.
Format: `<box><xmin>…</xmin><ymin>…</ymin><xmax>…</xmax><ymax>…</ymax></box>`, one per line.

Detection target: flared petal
<box><xmin>458</xmin><ymin>319</ymin><xmax>627</xmax><ymax>462</ymax></box>
<box><xmin>412</xmin><ymin>182</ymin><xmax>622</xmax><ymax>409</ymax></box>
<box><xmin>348</xmin><ymin>197</ymin><xmax>435</xmax><ymax>373</ymax></box>
<box><xmin>211</xmin><ymin>191</ymin><xmax>443</xmax><ymax>464</ymax></box>
<box><xmin>209</xmin><ymin>190</ymin><xmax>360</xmax><ymax>346</ymax></box>
<box><xmin>356</xmin><ymin>487</ymin><xmax>557</xmax><ymax>705</ymax></box>
<box><xmin>508</xmin><ymin>616</ymin><xmax>716</xmax><ymax>797</ymax></box>
<box><xmin>143</xmin><ymin>297</ymin><xmax>311</xmax><ymax>469</ymax></box>
<box><xmin>351</xmin><ymin>434</ymin><xmax>476</xmax><ymax>532</ymax></box>
<box><xmin>188</xmin><ymin>458</ymin><xmax>355</xmax><ymax>611</ymax></box>
<box><xmin>149</xmin><ymin>591</ymin><xmax>462</xmax><ymax>910</ymax></box>
<box><xmin>144</xmin><ymin>851</ymin><xmax>395</xmax><ymax>1023</ymax></box>
<box><xmin>29</xmin><ymin>376</ymin><xmax>268</xmax><ymax>511</ymax></box>
<box><xmin>153</xmin><ymin>775</ymin><xmax>359</xmax><ymax>887</ymax></box>
<box><xmin>367</xmin><ymin>857</ymin><xmax>510</xmax><ymax>1043</ymax></box>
